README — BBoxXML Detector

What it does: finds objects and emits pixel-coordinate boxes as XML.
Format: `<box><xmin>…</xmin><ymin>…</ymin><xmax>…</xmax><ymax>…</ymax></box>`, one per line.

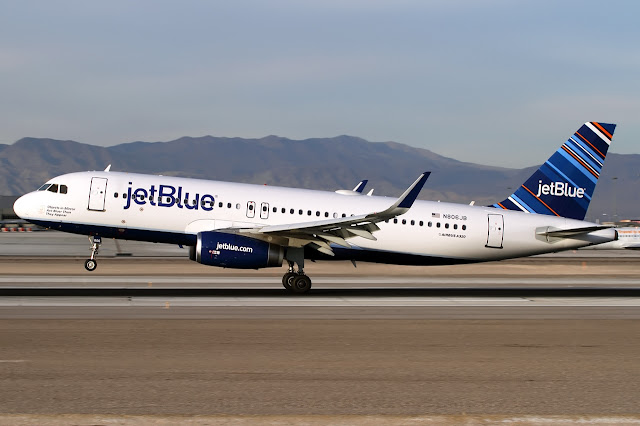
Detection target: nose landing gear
<box><xmin>84</xmin><ymin>236</ymin><xmax>101</xmax><ymax>271</ymax></box>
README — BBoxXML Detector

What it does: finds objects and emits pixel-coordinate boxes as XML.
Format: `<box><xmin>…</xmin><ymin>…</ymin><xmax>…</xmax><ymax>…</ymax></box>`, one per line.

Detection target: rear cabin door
<box><xmin>486</xmin><ymin>214</ymin><xmax>504</xmax><ymax>248</ymax></box>
<box><xmin>88</xmin><ymin>177</ymin><xmax>108</xmax><ymax>211</ymax></box>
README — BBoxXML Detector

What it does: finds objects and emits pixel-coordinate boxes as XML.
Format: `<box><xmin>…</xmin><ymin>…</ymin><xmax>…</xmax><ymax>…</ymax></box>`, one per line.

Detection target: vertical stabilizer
<box><xmin>491</xmin><ymin>122</ymin><xmax>616</xmax><ymax>220</ymax></box>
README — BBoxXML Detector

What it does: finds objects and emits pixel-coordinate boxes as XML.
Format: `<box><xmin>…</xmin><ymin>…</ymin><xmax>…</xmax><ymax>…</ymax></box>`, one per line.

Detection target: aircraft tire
<box><xmin>282</xmin><ymin>272</ymin><xmax>297</xmax><ymax>291</ymax></box>
<box><xmin>84</xmin><ymin>259</ymin><xmax>97</xmax><ymax>272</ymax></box>
<box><xmin>291</xmin><ymin>275</ymin><xmax>312</xmax><ymax>294</ymax></box>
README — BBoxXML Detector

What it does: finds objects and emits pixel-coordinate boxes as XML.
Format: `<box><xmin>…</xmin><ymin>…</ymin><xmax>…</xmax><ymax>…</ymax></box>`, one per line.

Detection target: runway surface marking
<box><xmin>2</xmin><ymin>296</ymin><xmax>640</xmax><ymax>307</ymax></box>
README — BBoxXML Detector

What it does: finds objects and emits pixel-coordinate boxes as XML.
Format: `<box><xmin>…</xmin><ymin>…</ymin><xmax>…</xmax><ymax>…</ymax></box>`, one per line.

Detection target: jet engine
<box><xmin>189</xmin><ymin>231</ymin><xmax>284</xmax><ymax>269</ymax></box>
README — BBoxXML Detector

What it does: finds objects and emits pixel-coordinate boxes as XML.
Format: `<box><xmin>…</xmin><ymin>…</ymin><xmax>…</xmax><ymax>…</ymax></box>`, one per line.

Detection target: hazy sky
<box><xmin>1</xmin><ymin>0</ymin><xmax>638</xmax><ymax>167</ymax></box>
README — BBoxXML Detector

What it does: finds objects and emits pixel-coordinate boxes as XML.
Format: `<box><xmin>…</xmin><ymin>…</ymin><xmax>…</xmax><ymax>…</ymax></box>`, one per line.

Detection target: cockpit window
<box><xmin>38</xmin><ymin>183</ymin><xmax>68</xmax><ymax>194</ymax></box>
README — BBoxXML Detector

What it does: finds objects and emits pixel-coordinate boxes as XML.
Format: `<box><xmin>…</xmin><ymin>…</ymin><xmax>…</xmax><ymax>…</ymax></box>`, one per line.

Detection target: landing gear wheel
<box><xmin>282</xmin><ymin>272</ymin><xmax>297</xmax><ymax>291</ymax></box>
<box><xmin>291</xmin><ymin>275</ymin><xmax>312</xmax><ymax>294</ymax></box>
<box><xmin>84</xmin><ymin>259</ymin><xmax>97</xmax><ymax>271</ymax></box>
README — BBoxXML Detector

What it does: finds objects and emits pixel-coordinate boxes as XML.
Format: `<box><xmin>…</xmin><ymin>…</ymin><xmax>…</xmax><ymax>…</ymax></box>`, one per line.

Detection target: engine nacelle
<box><xmin>189</xmin><ymin>231</ymin><xmax>284</xmax><ymax>269</ymax></box>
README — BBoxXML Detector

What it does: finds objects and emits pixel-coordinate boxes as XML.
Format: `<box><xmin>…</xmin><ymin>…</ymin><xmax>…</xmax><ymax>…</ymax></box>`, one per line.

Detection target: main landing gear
<box><xmin>84</xmin><ymin>235</ymin><xmax>101</xmax><ymax>272</ymax></box>
<box><xmin>282</xmin><ymin>247</ymin><xmax>311</xmax><ymax>293</ymax></box>
<box><xmin>282</xmin><ymin>262</ymin><xmax>312</xmax><ymax>294</ymax></box>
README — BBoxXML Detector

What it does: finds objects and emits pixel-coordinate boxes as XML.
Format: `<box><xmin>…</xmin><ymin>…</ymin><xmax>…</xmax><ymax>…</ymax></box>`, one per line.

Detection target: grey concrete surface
<box><xmin>1</xmin><ymin>319</ymin><xmax>639</xmax><ymax>417</ymax></box>
<box><xmin>0</xmin><ymin>237</ymin><xmax>639</xmax><ymax>420</ymax></box>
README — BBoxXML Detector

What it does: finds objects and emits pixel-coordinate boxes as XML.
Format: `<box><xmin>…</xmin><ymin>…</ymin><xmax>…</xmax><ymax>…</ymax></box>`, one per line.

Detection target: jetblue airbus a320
<box><xmin>13</xmin><ymin>122</ymin><xmax>617</xmax><ymax>293</ymax></box>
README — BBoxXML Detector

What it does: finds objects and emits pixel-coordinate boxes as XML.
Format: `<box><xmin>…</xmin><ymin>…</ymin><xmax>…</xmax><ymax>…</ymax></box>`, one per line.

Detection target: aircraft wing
<box><xmin>226</xmin><ymin>172</ymin><xmax>430</xmax><ymax>256</ymax></box>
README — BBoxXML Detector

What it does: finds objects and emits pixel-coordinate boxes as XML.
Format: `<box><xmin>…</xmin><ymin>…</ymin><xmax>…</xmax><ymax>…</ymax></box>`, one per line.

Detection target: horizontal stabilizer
<box><xmin>536</xmin><ymin>225</ymin><xmax>613</xmax><ymax>238</ymax></box>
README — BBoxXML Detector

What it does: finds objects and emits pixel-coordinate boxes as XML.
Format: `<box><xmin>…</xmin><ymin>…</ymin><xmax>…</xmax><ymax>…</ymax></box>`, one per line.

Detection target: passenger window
<box><xmin>290</xmin><ymin>209</ymin><xmax>294</xmax><ymax>214</ymax></box>
<box><xmin>273</xmin><ymin>207</ymin><xmax>277</xmax><ymax>213</ymax></box>
<box><xmin>307</xmin><ymin>210</ymin><xmax>312</xmax><ymax>216</ymax></box>
<box><xmin>236</xmin><ymin>203</ymin><xmax>241</xmax><ymax>209</ymax></box>
<box><xmin>60</xmin><ymin>185</ymin><xmax>68</xmax><ymax>194</ymax></box>
<box><xmin>227</xmin><ymin>203</ymin><xmax>232</xmax><ymax>208</ymax></box>
<box><xmin>219</xmin><ymin>202</ymin><xmax>223</xmax><ymax>208</ymax></box>
<box><xmin>299</xmin><ymin>209</ymin><xmax>303</xmax><ymax>215</ymax></box>
<box><xmin>462</xmin><ymin>225</ymin><xmax>467</xmax><ymax>231</ymax></box>
<box><xmin>428</xmin><ymin>221</ymin><xmax>432</xmax><ymax>227</ymax></box>
<box><xmin>114</xmin><ymin>192</ymin><xmax>119</xmax><ymax>198</ymax></box>
<box><xmin>419</xmin><ymin>221</ymin><xmax>423</xmax><ymax>226</ymax></box>
<box><xmin>454</xmin><ymin>224</ymin><xmax>458</xmax><ymax>230</ymax></box>
<box><xmin>411</xmin><ymin>220</ymin><xmax>415</xmax><ymax>226</ymax></box>
<box><xmin>316</xmin><ymin>211</ymin><xmax>320</xmax><ymax>217</ymax></box>
<box><xmin>445</xmin><ymin>223</ymin><xmax>449</xmax><ymax>229</ymax></box>
<box><xmin>437</xmin><ymin>222</ymin><xmax>441</xmax><ymax>228</ymax></box>
<box><xmin>48</xmin><ymin>184</ymin><xmax>59</xmax><ymax>193</ymax></box>
<box><xmin>325</xmin><ymin>212</ymin><xmax>329</xmax><ymax>217</ymax></box>
<box><xmin>393</xmin><ymin>219</ymin><xmax>398</xmax><ymax>224</ymax></box>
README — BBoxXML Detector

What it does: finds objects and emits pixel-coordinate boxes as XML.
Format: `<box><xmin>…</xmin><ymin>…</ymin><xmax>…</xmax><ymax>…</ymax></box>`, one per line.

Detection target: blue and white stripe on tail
<box><xmin>491</xmin><ymin>122</ymin><xmax>616</xmax><ymax>220</ymax></box>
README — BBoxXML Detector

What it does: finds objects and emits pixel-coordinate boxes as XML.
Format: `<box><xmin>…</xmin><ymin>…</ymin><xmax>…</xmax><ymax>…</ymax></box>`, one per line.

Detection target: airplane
<box><xmin>583</xmin><ymin>226</ymin><xmax>640</xmax><ymax>250</ymax></box>
<box><xmin>13</xmin><ymin>121</ymin><xmax>617</xmax><ymax>293</ymax></box>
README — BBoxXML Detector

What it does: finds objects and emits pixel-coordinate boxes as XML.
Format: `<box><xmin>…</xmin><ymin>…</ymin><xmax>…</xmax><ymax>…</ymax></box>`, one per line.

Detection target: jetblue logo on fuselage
<box><xmin>123</xmin><ymin>183</ymin><xmax>215</xmax><ymax>211</ymax></box>
<box><xmin>535</xmin><ymin>180</ymin><xmax>585</xmax><ymax>198</ymax></box>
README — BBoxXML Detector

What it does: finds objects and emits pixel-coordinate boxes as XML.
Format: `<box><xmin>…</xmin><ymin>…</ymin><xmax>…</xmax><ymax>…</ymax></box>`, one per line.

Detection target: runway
<box><xmin>1</xmin><ymin>238</ymin><xmax>640</xmax><ymax>420</ymax></box>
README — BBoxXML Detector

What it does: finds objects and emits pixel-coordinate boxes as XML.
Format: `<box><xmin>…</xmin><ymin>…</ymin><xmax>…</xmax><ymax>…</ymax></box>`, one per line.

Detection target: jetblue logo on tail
<box><xmin>535</xmin><ymin>180</ymin><xmax>585</xmax><ymax>198</ymax></box>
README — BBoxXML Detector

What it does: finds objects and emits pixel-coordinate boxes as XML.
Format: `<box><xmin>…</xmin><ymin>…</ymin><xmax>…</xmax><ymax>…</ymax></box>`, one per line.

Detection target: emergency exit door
<box><xmin>88</xmin><ymin>177</ymin><xmax>108</xmax><ymax>211</ymax></box>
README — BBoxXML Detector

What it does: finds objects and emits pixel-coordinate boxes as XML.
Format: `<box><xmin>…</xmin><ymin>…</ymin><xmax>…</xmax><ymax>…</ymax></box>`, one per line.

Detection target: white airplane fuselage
<box><xmin>13</xmin><ymin>171</ymin><xmax>616</xmax><ymax>265</ymax></box>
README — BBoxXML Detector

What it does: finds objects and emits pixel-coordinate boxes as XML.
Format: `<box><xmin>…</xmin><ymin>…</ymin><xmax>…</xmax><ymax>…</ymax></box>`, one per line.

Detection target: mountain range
<box><xmin>1</xmin><ymin>135</ymin><xmax>637</xmax><ymax>222</ymax></box>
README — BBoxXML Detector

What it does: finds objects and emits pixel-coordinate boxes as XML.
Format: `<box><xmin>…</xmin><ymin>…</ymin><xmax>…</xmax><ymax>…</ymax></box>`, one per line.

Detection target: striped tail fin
<box><xmin>491</xmin><ymin>122</ymin><xmax>616</xmax><ymax>220</ymax></box>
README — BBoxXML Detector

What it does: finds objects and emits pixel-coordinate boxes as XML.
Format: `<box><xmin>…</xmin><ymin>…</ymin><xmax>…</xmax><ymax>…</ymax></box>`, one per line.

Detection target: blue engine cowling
<box><xmin>189</xmin><ymin>231</ymin><xmax>284</xmax><ymax>269</ymax></box>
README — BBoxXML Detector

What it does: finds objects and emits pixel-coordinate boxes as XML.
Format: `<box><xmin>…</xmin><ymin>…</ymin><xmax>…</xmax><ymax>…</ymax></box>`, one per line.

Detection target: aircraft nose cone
<box><xmin>13</xmin><ymin>194</ymin><xmax>31</xmax><ymax>219</ymax></box>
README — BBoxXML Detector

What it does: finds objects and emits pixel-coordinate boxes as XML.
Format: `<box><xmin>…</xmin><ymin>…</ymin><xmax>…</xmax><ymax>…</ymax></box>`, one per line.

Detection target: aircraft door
<box><xmin>88</xmin><ymin>177</ymin><xmax>108</xmax><ymax>211</ymax></box>
<box><xmin>246</xmin><ymin>201</ymin><xmax>256</xmax><ymax>218</ymax></box>
<box><xmin>486</xmin><ymin>214</ymin><xmax>504</xmax><ymax>248</ymax></box>
<box><xmin>260</xmin><ymin>202</ymin><xmax>270</xmax><ymax>220</ymax></box>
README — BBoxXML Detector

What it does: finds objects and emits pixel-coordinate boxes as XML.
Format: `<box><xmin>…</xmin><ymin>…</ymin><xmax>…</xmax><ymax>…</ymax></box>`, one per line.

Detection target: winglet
<box><xmin>104</xmin><ymin>164</ymin><xmax>112</xmax><ymax>172</ymax></box>
<box><xmin>374</xmin><ymin>172</ymin><xmax>430</xmax><ymax>218</ymax></box>
<box><xmin>353</xmin><ymin>180</ymin><xmax>368</xmax><ymax>193</ymax></box>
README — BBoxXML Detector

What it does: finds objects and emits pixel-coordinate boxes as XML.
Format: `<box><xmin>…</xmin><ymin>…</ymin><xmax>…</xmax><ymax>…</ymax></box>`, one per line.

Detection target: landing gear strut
<box><xmin>282</xmin><ymin>248</ymin><xmax>312</xmax><ymax>294</ymax></box>
<box><xmin>85</xmin><ymin>236</ymin><xmax>101</xmax><ymax>272</ymax></box>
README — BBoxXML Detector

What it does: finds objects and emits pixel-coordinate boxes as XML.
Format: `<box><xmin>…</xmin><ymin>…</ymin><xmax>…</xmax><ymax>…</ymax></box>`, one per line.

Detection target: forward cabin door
<box><xmin>486</xmin><ymin>214</ymin><xmax>504</xmax><ymax>248</ymax></box>
<box><xmin>88</xmin><ymin>177</ymin><xmax>108</xmax><ymax>211</ymax></box>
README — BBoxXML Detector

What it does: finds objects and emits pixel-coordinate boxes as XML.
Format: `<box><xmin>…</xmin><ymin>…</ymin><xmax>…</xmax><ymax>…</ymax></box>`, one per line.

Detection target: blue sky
<box><xmin>1</xmin><ymin>0</ymin><xmax>638</xmax><ymax>167</ymax></box>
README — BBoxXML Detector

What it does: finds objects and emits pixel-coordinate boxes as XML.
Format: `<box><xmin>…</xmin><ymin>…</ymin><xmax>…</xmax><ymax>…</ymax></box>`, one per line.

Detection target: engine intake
<box><xmin>189</xmin><ymin>231</ymin><xmax>284</xmax><ymax>269</ymax></box>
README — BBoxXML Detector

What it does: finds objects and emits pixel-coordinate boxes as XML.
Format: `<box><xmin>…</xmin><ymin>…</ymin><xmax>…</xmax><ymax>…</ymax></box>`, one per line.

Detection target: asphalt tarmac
<box><xmin>1</xmin><ymin>233</ymin><xmax>640</xmax><ymax>423</ymax></box>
